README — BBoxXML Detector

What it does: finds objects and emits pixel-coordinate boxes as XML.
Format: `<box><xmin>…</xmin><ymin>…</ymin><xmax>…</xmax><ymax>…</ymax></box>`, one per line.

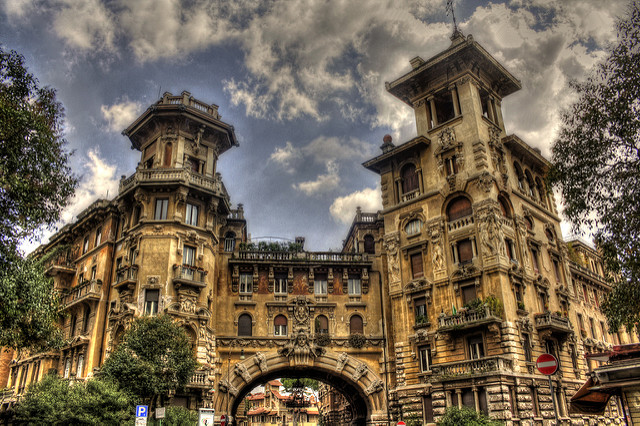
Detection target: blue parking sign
<box><xmin>136</xmin><ymin>405</ymin><xmax>148</xmax><ymax>417</ymax></box>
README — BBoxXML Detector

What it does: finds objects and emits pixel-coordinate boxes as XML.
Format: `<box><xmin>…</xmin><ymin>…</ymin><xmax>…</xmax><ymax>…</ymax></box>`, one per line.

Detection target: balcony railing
<box><xmin>187</xmin><ymin>370</ymin><xmax>210</xmax><ymax>388</ymax></box>
<box><xmin>233</xmin><ymin>251</ymin><xmax>369</xmax><ymax>263</ymax></box>
<box><xmin>431</xmin><ymin>356</ymin><xmax>513</xmax><ymax>378</ymax></box>
<box><xmin>44</xmin><ymin>254</ymin><xmax>76</xmax><ymax>276</ymax></box>
<box><xmin>437</xmin><ymin>306</ymin><xmax>501</xmax><ymax>332</ymax></box>
<box><xmin>534</xmin><ymin>312</ymin><xmax>573</xmax><ymax>334</ymax></box>
<box><xmin>61</xmin><ymin>280</ymin><xmax>102</xmax><ymax>308</ymax></box>
<box><xmin>161</xmin><ymin>91</ymin><xmax>220</xmax><ymax>118</ymax></box>
<box><xmin>447</xmin><ymin>216</ymin><xmax>474</xmax><ymax>232</ymax></box>
<box><xmin>401</xmin><ymin>189</ymin><xmax>420</xmax><ymax>203</ymax></box>
<box><xmin>115</xmin><ymin>265</ymin><xmax>138</xmax><ymax>288</ymax></box>
<box><xmin>119</xmin><ymin>168</ymin><xmax>228</xmax><ymax>199</ymax></box>
<box><xmin>173</xmin><ymin>265</ymin><xmax>207</xmax><ymax>287</ymax></box>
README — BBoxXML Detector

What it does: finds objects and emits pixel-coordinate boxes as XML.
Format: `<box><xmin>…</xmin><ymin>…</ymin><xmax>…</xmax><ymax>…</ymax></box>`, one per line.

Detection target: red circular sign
<box><xmin>397</xmin><ymin>422</ymin><xmax>406</xmax><ymax>426</ymax></box>
<box><xmin>536</xmin><ymin>353</ymin><xmax>558</xmax><ymax>375</ymax></box>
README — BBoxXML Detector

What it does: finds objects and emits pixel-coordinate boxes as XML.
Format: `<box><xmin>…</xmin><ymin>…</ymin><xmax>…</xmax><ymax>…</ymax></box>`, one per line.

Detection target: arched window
<box><xmin>525</xmin><ymin>170</ymin><xmax>537</xmax><ymax>199</ymax></box>
<box><xmin>76</xmin><ymin>354</ymin><xmax>84</xmax><ymax>378</ymax></box>
<box><xmin>274</xmin><ymin>315</ymin><xmax>287</xmax><ymax>336</ymax></box>
<box><xmin>525</xmin><ymin>216</ymin><xmax>533</xmax><ymax>231</ymax></box>
<box><xmin>447</xmin><ymin>197</ymin><xmax>473</xmax><ymax>222</ymax></box>
<box><xmin>499</xmin><ymin>197</ymin><xmax>510</xmax><ymax>218</ymax></box>
<box><xmin>224</xmin><ymin>232</ymin><xmax>236</xmax><ymax>252</ymax></box>
<box><xmin>315</xmin><ymin>315</ymin><xmax>329</xmax><ymax>334</ymax></box>
<box><xmin>363</xmin><ymin>234</ymin><xmax>375</xmax><ymax>254</ymax></box>
<box><xmin>514</xmin><ymin>162</ymin><xmax>525</xmax><ymax>191</ymax></box>
<box><xmin>350</xmin><ymin>315</ymin><xmax>363</xmax><ymax>334</ymax></box>
<box><xmin>401</xmin><ymin>163</ymin><xmax>419</xmax><ymax>194</ymax></box>
<box><xmin>132</xmin><ymin>205</ymin><xmax>141</xmax><ymax>226</ymax></box>
<box><xmin>163</xmin><ymin>142</ymin><xmax>172</xmax><ymax>167</ymax></box>
<box><xmin>69</xmin><ymin>315</ymin><xmax>77</xmax><ymax>337</ymax></box>
<box><xmin>238</xmin><ymin>314</ymin><xmax>252</xmax><ymax>336</ymax></box>
<box><xmin>545</xmin><ymin>228</ymin><xmax>555</xmax><ymax>243</ymax></box>
<box><xmin>536</xmin><ymin>177</ymin><xmax>547</xmax><ymax>208</ymax></box>
<box><xmin>94</xmin><ymin>227</ymin><xmax>102</xmax><ymax>247</ymax></box>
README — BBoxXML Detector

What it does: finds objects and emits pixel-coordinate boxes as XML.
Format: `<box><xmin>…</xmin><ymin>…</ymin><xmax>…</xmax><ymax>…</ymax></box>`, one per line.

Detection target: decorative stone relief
<box><xmin>278</xmin><ymin>330</ymin><xmax>323</xmax><ymax>363</ymax></box>
<box><xmin>218</xmin><ymin>380</ymin><xmax>238</xmax><ymax>397</ymax></box>
<box><xmin>365</xmin><ymin>379</ymin><xmax>384</xmax><ymax>395</ymax></box>
<box><xmin>383</xmin><ymin>233</ymin><xmax>401</xmax><ymax>284</ymax></box>
<box><xmin>234</xmin><ymin>363</ymin><xmax>251</xmax><ymax>383</ymax></box>
<box><xmin>254</xmin><ymin>352</ymin><xmax>268</xmax><ymax>372</ymax></box>
<box><xmin>335</xmin><ymin>352</ymin><xmax>348</xmax><ymax>372</ymax></box>
<box><xmin>475</xmin><ymin>171</ymin><xmax>494</xmax><ymax>193</ymax></box>
<box><xmin>438</xmin><ymin>127</ymin><xmax>456</xmax><ymax>150</ymax></box>
<box><xmin>352</xmin><ymin>363</ymin><xmax>368</xmax><ymax>382</ymax></box>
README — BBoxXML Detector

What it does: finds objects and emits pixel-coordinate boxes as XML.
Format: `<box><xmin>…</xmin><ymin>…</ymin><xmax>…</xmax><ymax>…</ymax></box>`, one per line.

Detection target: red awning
<box><xmin>570</xmin><ymin>377</ymin><xmax>615</xmax><ymax>415</ymax></box>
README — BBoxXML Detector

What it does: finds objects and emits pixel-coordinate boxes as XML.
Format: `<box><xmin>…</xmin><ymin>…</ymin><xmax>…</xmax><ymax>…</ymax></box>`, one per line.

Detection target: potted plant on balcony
<box><xmin>415</xmin><ymin>315</ymin><xmax>428</xmax><ymax>327</ymax></box>
<box><xmin>348</xmin><ymin>333</ymin><xmax>367</xmax><ymax>348</ymax></box>
<box><xmin>517</xmin><ymin>301</ymin><xmax>526</xmax><ymax>311</ymax></box>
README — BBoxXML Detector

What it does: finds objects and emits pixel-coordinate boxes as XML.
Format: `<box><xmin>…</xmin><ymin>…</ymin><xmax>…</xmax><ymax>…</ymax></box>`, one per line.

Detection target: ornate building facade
<box><xmin>2</xmin><ymin>32</ymin><xmax>637</xmax><ymax>425</ymax></box>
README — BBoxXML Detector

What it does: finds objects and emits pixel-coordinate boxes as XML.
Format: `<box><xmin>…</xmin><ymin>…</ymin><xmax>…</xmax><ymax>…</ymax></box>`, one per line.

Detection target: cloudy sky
<box><xmin>1</xmin><ymin>0</ymin><xmax>628</xmax><ymax>252</ymax></box>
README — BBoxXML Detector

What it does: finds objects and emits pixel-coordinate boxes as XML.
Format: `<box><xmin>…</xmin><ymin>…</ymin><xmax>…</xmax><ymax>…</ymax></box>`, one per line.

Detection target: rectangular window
<box><xmin>523</xmin><ymin>333</ymin><xmax>532</xmax><ymax>362</ymax></box>
<box><xmin>274</xmin><ymin>275</ymin><xmax>287</xmax><ymax>294</ymax></box>
<box><xmin>434</xmin><ymin>89</ymin><xmax>456</xmax><ymax>124</ymax></box>
<box><xmin>457</xmin><ymin>239</ymin><xmax>474</xmax><ymax>264</ymax></box>
<box><xmin>531</xmin><ymin>246</ymin><xmax>540</xmax><ymax>273</ymax></box>
<box><xmin>91</xmin><ymin>265</ymin><xmax>97</xmax><ymax>281</ymax></box>
<box><xmin>83</xmin><ymin>236</ymin><xmax>89</xmax><ymax>254</ymax></box>
<box><xmin>445</xmin><ymin>156</ymin><xmax>458</xmax><ymax>176</ymax></box>
<box><xmin>570</xmin><ymin>344</ymin><xmax>578</xmax><ymax>370</ymax></box>
<box><xmin>348</xmin><ymin>277</ymin><xmax>361</xmax><ymax>296</ymax></box>
<box><xmin>590</xmin><ymin>318</ymin><xmax>597</xmax><ymax>339</ymax></box>
<box><xmin>594</xmin><ymin>291</ymin><xmax>600</xmax><ymax>309</ymax></box>
<box><xmin>461</xmin><ymin>284</ymin><xmax>477</xmax><ymax>305</ymax></box>
<box><xmin>505</xmin><ymin>238</ymin><xmax>516</xmax><ymax>262</ymax></box>
<box><xmin>600</xmin><ymin>321</ymin><xmax>608</xmax><ymax>343</ymax></box>
<box><xmin>240</xmin><ymin>273</ymin><xmax>253</xmax><ymax>299</ymax></box>
<box><xmin>185</xmin><ymin>203</ymin><xmax>199</xmax><ymax>226</ymax></box>
<box><xmin>183</xmin><ymin>246</ymin><xmax>196</xmax><ymax>266</ymax></box>
<box><xmin>94</xmin><ymin>227</ymin><xmax>102</xmax><ymax>247</ymax></box>
<box><xmin>583</xmin><ymin>285</ymin><xmax>589</xmax><ymax>303</ymax></box>
<box><xmin>418</xmin><ymin>345</ymin><xmax>432</xmax><ymax>372</ymax></box>
<box><xmin>129</xmin><ymin>247</ymin><xmax>137</xmax><ymax>265</ymax></box>
<box><xmin>155</xmin><ymin>198</ymin><xmax>168</xmax><ymax>220</ymax></box>
<box><xmin>314</xmin><ymin>276</ymin><xmax>327</xmax><ymax>295</ymax></box>
<box><xmin>411</xmin><ymin>253</ymin><xmax>424</xmax><ymax>279</ymax></box>
<box><xmin>78</xmin><ymin>273</ymin><xmax>84</xmax><ymax>284</ymax></box>
<box><xmin>553</xmin><ymin>258</ymin><xmax>563</xmax><ymax>283</ymax></box>
<box><xmin>423</xmin><ymin>396</ymin><xmax>434</xmax><ymax>423</ymax></box>
<box><xmin>144</xmin><ymin>289</ymin><xmax>159</xmax><ymax>315</ymax></box>
<box><xmin>414</xmin><ymin>297</ymin><xmax>427</xmax><ymax>322</ymax></box>
<box><xmin>468</xmin><ymin>334</ymin><xmax>484</xmax><ymax>360</ymax></box>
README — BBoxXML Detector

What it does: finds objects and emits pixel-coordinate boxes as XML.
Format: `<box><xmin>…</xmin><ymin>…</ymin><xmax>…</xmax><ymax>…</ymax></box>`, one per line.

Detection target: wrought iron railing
<box><xmin>431</xmin><ymin>356</ymin><xmax>513</xmax><ymax>377</ymax></box>
<box><xmin>61</xmin><ymin>280</ymin><xmax>102</xmax><ymax>307</ymax></box>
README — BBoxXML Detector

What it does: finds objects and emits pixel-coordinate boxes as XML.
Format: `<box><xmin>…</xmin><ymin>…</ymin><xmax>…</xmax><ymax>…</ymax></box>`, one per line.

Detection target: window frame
<box><xmin>155</xmin><ymin>198</ymin><xmax>169</xmax><ymax>220</ymax></box>
<box><xmin>144</xmin><ymin>289</ymin><xmax>160</xmax><ymax>315</ymax></box>
<box><xmin>348</xmin><ymin>277</ymin><xmax>361</xmax><ymax>296</ymax></box>
<box><xmin>418</xmin><ymin>344</ymin><xmax>432</xmax><ymax>372</ymax></box>
<box><xmin>185</xmin><ymin>202</ymin><xmax>199</xmax><ymax>226</ymax></box>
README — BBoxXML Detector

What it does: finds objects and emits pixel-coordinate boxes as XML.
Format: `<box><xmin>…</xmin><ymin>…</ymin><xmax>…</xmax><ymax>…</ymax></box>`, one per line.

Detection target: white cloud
<box><xmin>293</xmin><ymin>160</ymin><xmax>340</xmax><ymax>196</ymax></box>
<box><xmin>1</xmin><ymin>0</ymin><xmax>36</xmax><ymax>18</ymax></box>
<box><xmin>329</xmin><ymin>186</ymin><xmax>382</xmax><ymax>225</ymax></box>
<box><xmin>19</xmin><ymin>148</ymin><xmax>120</xmax><ymax>254</ymax></box>
<box><xmin>52</xmin><ymin>0</ymin><xmax>116</xmax><ymax>51</ymax></box>
<box><xmin>269</xmin><ymin>141</ymin><xmax>302</xmax><ymax>173</ymax></box>
<box><xmin>101</xmin><ymin>99</ymin><xmax>142</xmax><ymax>133</ymax></box>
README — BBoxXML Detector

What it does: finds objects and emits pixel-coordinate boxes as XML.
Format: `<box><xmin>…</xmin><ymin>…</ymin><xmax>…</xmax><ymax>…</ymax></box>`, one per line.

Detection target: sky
<box><xmin>1</xmin><ymin>0</ymin><xmax>629</xmax><ymax>252</ymax></box>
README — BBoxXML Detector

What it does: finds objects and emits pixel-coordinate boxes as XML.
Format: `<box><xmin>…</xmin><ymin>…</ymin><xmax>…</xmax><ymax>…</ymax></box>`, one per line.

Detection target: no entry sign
<box><xmin>536</xmin><ymin>353</ymin><xmax>558</xmax><ymax>375</ymax></box>
<box><xmin>397</xmin><ymin>422</ymin><xmax>406</xmax><ymax>426</ymax></box>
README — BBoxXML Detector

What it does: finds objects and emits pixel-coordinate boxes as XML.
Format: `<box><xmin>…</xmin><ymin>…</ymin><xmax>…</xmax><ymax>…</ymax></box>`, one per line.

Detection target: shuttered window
<box><xmin>411</xmin><ymin>253</ymin><xmax>423</xmax><ymax>278</ymax></box>
<box><xmin>274</xmin><ymin>315</ymin><xmax>287</xmax><ymax>336</ymax></box>
<box><xmin>350</xmin><ymin>315</ymin><xmax>363</xmax><ymax>334</ymax></box>
<box><xmin>238</xmin><ymin>314</ymin><xmax>252</xmax><ymax>336</ymax></box>
<box><xmin>315</xmin><ymin>315</ymin><xmax>329</xmax><ymax>334</ymax></box>
<box><xmin>447</xmin><ymin>197</ymin><xmax>472</xmax><ymax>221</ymax></box>
<box><xmin>401</xmin><ymin>164</ymin><xmax>419</xmax><ymax>193</ymax></box>
<box><xmin>458</xmin><ymin>239</ymin><xmax>473</xmax><ymax>264</ymax></box>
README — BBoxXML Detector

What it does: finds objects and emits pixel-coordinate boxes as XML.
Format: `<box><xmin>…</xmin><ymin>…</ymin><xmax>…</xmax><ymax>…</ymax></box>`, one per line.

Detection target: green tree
<box><xmin>281</xmin><ymin>378</ymin><xmax>319</xmax><ymax>392</ymax></box>
<box><xmin>13</xmin><ymin>373</ymin><xmax>133</xmax><ymax>425</ymax></box>
<box><xmin>99</xmin><ymin>315</ymin><xmax>199</xmax><ymax>412</ymax></box>
<box><xmin>0</xmin><ymin>46</ymin><xmax>77</xmax><ymax>350</ymax></box>
<box><xmin>548</xmin><ymin>1</ymin><xmax>640</xmax><ymax>334</ymax></box>
<box><xmin>148</xmin><ymin>406</ymin><xmax>198</xmax><ymax>426</ymax></box>
<box><xmin>436</xmin><ymin>406</ymin><xmax>503</xmax><ymax>426</ymax></box>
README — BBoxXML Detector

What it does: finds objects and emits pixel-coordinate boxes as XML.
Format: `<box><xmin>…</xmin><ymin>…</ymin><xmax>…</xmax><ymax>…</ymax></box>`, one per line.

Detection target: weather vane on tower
<box><xmin>446</xmin><ymin>0</ymin><xmax>458</xmax><ymax>33</ymax></box>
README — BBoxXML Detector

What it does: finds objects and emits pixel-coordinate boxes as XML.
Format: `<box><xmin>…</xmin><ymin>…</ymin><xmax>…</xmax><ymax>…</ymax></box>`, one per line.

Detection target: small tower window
<box><xmin>363</xmin><ymin>234</ymin><xmax>375</xmax><ymax>254</ymax></box>
<box><xmin>224</xmin><ymin>232</ymin><xmax>236</xmax><ymax>252</ymax></box>
<box><xmin>349</xmin><ymin>315</ymin><xmax>363</xmax><ymax>334</ymax></box>
<box><xmin>401</xmin><ymin>163</ymin><xmax>419</xmax><ymax>194</ymax></box>
<box><xmin>238</xmin><ymin>314</ymin><xmax>252</xmax><ymax>336</ymax></box>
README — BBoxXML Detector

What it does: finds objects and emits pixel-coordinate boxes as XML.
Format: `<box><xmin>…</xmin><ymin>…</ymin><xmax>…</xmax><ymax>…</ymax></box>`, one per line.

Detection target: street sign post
<box><xmin>536</xmin><ymin>354</ymin><xmax>560</xmax><ymax>425</ymax></box>
<box><xmin>220</xmin><ymin>414</ymin><xmax>226</xmax><ymax>426</ymax></box>
<box><xmin>135</xmin><ymin>405</ymin><xmax>148</xmax><ymax>426</ymax></box>
<box><xmin>198</xmin><ymin>408</ymin><xmax>215</xmax><ymax>426</ymax></box>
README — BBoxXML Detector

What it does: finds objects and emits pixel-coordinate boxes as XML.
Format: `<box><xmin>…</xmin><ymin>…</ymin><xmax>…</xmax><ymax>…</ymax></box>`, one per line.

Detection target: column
<box><xmin>450</xmin><ymin>85</ymin><xmax>460</xmax><ymax>117</ymax></box>
<box><xmin>456</xmin><ymin>389</ymin><xmax>463</xmax><ymax>408</ymax></box>
<box><xmin>473</xmin><ymin>386</ymin><xmax>480</xmax><ymax>412</ymax></box>
<box><xmin>429</xmin><ymin>98</ymin><xmax>438</xmax><ymax>128</ymax></box>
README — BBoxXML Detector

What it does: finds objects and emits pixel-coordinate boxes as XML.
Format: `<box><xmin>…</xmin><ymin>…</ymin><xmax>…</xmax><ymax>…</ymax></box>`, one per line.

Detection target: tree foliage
<box><xmin>148</xmin><ymin>406</ymin><xmax>198</xmax><ymax>426</ymax></box>
<box><xmin>13</xmin><ymin>373</ymin><xmax>133</xmax><ymax>425</ymax></box>
<box><xmin>0</xmin><ymin>46</ymin><xmax>77</xmax><ymax>350</ymax></box>
<box><xmin>549</xmin><ymin>1</ymin><xmax>640</xmax><ymax>333</ymax></box>
<box><xmin>436</xmin><ymin>406</ymin><xmax>503</xmax><ymax>426</ymax></box>
<box><xmin>280</xmin><ymin>378</ymin><xmax>319</xmax><ymax>392</ymax></box>
<box><xmin>99</xmin><ymin>315</ymin><xmax>198</xmax><ymax>409</ymax></box>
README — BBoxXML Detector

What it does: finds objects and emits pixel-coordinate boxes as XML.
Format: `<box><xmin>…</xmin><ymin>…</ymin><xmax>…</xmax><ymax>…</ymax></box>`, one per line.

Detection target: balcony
<box><xmin>61</xmin><ymin>280</ymin><xmax>102</xmax><ymax>308</ymax></box>
<box><xmin>534</xmin><ymin>312</ymin><xmax>573</xmax><ymax>336</ymax></box>
<box><xmin>114</xmin><ymin>265</ymin><xmax>138</xmax><ymax>290</ymax></box>
<box><xmin>232</xmin><ymin>251</ymin><xmax>369</xmax><ymax>264</ymax></box>
<box><xmin>400</xmin><ymin>189</ymin><xmax>420</xmax><ymax>203</ymax></box>
<box><xmin>119</xmin><ymin>168</ymin><xmax>229</xmax><ymax>199</ymax></box>
<box><xmin>447</xmin><ymin>215</ymin><xmax>474</xmax><ymax>233</ymax></box>
<box><xmin>173</xmin><ymin>265</ymin><xmax>207</xmax><ymax>288</ymax></box>
<box><xmin>431</xmin><ymin>356</ymin><xmax>514</xmax><ymax>379</ymax></box>
<box><xmin>44</xmin><ymin>254</ymin><xmax>76</xmax><ymax>276</ymax></box>
<box><xmin>187</xmin><ymin>370</ymin><xmax>211</xmax><ymax>389</ymax></box>
<box><xmin>437</xmin><ymin>306</ymin><xmax>501</xmax><ymax>333</ymax></box>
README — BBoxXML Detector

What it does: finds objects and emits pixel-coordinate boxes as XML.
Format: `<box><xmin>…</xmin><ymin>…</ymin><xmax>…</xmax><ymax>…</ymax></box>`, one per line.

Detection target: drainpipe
<box><xmin>374</xmin><ymin>269</ymin><xmax>392</xmax><ymax>426</ymax></box>
<box><xmin>98</xmin><ymin>212</ymin><xmax>119</xmax><ymax>366</ymax></box>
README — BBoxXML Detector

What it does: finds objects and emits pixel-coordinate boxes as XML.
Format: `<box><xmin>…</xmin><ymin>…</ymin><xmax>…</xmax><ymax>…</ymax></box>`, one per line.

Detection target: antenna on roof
<box><xmin>446</xmin><ymin>0</ymin><xmax>458</xmax><ymax>33</ymax></box>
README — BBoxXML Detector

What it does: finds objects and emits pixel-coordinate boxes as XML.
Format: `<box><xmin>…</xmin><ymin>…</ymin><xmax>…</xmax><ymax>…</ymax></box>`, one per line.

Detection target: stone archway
<box><xmin>214</xmin><ymin>349</ymin><xmax>388</xmax><ymax>425</ymax></box>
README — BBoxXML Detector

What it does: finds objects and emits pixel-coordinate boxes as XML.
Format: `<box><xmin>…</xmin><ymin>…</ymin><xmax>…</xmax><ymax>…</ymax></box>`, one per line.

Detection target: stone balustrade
<box><xmin>437</xmin><ymin>306</ymin><xmax>501</xmax><ymax>332</ymax></box>
<box><xmin>188</xmin><ymin>370</ymin><xmax>210</xmax><ymax>388</ymax></box>
<box><xmin>401</xmin><ymin>189</ymin><xmax>420</xmax><ymax>203</ymax></box>
<box><xmin>534</xmin><ymin>312</ymin><xmax>573</xmax><ymax>334</ymax></box>
<box><xmin>173</xmin><ymin>265</ymin><xmax>207</xmax><ymax>286</ymax></box>
<box><xmin>61</xmin><ymin>279</ymin><xmax>102</xmax><ymax>308</ymax></box>
<box><xmin>119</xmin><ymin>168</ymin><xmax>228</xmax><ymax>199</ymax></box>
<box><xmin>233</xmin><ymin>251</ymin><xmax>368</xmax><ymax>263</ymax></box>
<box><xmin>431</xmin><ymin>355</ymin><xmax>513</xmax><ymax>378</ymax></box>
<box><xmin>447</xmin><ymin>215</ymin><xmax>474</xmax><ymax>232</ymax></box>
